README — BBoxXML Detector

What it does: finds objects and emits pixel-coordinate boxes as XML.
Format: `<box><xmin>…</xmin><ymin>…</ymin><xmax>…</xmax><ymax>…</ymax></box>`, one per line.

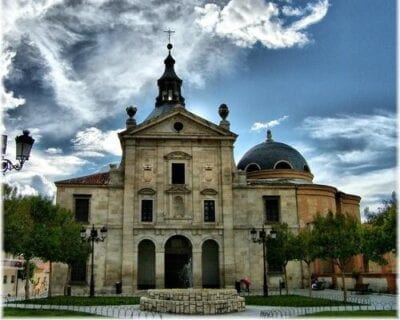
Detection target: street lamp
<box><xmin>2</xmin><ymin>130</ymin><xmax>35</xmax><ymax>173</ymax></box>
<box><xmin>250</xmin><ymin>226</ymin><xmax>277</xmax><ymax>297</ymax></box>
<box><xmin>81</xmin><ymin>224</ymin><xmax>107</xmax><ymax>297</ymax></box>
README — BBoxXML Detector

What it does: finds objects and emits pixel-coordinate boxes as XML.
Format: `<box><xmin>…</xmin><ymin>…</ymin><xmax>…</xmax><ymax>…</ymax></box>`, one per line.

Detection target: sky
<box><xmin>1</xmin><ymin>0</ymin><xmax>397</xmax><ymax>215</ymax></box>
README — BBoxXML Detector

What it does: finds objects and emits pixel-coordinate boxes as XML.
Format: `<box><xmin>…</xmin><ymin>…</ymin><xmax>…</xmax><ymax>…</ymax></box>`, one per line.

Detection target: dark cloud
<box><xmin>4</xmin><ymin>40</ymin><xmax>50</xmax><ymax>90</ymax></box>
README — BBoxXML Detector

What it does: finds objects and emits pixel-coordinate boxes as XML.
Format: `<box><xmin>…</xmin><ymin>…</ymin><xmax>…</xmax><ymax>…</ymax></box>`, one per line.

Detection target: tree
<box><xmin>33</xmin><ymin>203</ymin><xmax>90</xmax><ymax>297</ymax></box>
<box><xmin>57</xmin><ymin>217</ymin><xmax>90</xmax><ymax>296</ymax></box>
<box><xmin>294</xmin><ymin>227</ymin><xmax>319</xmax><ymax>296</ymax></box>
<box><xmin>361</xmin><ymin>192</ymin><xmax>396</xmax><ymax>266</ymax></box>
<box><xmin>312</xmin><ymin>211</ymin><xmax>361</xmax><ymax>302</ymax></box>
<box><xmin>3</xmin><ymin>191</ymin><xmax>89</xmax><ymax>299</ymax></box>
<box><xmin>4</xmin><ymin>195</ymin><xmax>36</xmax><ymax>299</ymax></box>
<box><xmin>267</xmin><ymin>223</ymin><xmax>297</xmax><ymax>294</ymax></box>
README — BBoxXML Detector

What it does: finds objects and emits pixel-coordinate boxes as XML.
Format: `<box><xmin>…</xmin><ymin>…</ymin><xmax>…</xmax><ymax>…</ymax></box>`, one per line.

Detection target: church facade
<box><xmin>51</xmin><ymin>43</ymin><xmax>361</xmax><ymax>295</ymax></box>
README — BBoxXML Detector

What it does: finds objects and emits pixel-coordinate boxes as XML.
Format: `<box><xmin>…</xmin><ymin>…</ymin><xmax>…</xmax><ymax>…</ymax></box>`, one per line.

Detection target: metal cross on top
<box><xmin>164</xmin><ymin>29</ymin><xmax>175</xmax><ymax>43</ymax></box>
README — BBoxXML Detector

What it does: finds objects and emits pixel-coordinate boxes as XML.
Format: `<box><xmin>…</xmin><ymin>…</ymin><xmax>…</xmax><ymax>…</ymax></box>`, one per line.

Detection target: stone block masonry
<box><xmin>140</xmin><ymin>288</ymin><xmax>245</xmax><ymax>315</ymax></box>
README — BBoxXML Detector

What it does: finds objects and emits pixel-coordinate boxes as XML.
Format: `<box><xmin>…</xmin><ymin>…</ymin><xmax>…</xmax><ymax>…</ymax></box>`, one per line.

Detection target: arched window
<box><xmin>245</xmin><ymin>163</ymin><xmax>261</xmax><ymax>172</ymax></box>
<box><xmin>274</xmin><ymin>161</ymin><xmax>292</xmax><ymax>169</ymax></box>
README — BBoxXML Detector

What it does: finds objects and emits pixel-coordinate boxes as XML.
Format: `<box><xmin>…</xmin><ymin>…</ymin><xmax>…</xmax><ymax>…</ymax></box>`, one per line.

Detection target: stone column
<box><xmin>192</xmin><ymin>249</ymin><xmax>202</xmax><ymax>288</ymax></box>
<box><xmin>155</xmin><ymin>248</ymin><xmax>165</xmax><ymax>288</ymax></box>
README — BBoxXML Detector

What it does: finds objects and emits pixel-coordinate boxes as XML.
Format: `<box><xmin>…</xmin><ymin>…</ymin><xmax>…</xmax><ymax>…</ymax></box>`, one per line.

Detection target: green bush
<box><xmin>14</xmin><ymin>296</ymin><xmax>140</xmax><ymax>306</ymax></box>
<box><xmin>3</xmin><ymin>307</ymin><xmax>98</xmax><ymax>317</ymax></box>
<box><xmin>305</xmin><ymin>310</ymin><xmax>397</xmax><ymax>317</ymax></box>
<box><xmin>245</xmin><ymin>295</ymin><xmax>358</xmax><ymax>307</ymax></box>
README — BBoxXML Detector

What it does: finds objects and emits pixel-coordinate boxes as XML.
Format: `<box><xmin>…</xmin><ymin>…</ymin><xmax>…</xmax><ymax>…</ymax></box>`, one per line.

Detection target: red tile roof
<box><xmin>55</xmin><ymin>172</ymin><xmax>110</xmax><ymax>185</ymax></box>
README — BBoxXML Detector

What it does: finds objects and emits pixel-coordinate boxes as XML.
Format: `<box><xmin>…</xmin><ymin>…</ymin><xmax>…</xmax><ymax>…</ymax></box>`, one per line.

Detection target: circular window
<box><xmin>174</xmin><ymin>122</ymin><xmax>184</xmax><ymax>132</ymax></box>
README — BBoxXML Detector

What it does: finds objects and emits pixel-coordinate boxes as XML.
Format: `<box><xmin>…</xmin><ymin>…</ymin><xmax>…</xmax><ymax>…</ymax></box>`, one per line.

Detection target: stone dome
<box><xmin>237</xmin><ymin>130</ymin><xmax>312</xmax><ymax>180</ymax></box>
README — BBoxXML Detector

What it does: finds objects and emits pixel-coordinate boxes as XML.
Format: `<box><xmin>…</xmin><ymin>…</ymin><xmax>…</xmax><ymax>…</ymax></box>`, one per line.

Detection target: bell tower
<box><xmin>155</xmin><ymin>42</ymin><xmax>185</xmax><ymax>108</ymax></box>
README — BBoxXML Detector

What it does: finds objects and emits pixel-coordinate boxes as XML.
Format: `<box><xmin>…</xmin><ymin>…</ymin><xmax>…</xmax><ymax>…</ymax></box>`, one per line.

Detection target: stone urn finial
<box><xmin>218</xmin><ymin>103</ymin><xmax>229</xmax><ymax>120</ymax></box>
<box><xmin>218</xmin><ymin>103</ymin><xmax>230</xmax><ymax>130</ymax></box>
<box><xmin>126</xmin><ymin>106</ymin><xmax>137</xmax><ymax>119</ymax></box>
<box><xmin>126</xmin><ymin>105</ymin><xmax>137</xmax><ymax>127</ymax></box>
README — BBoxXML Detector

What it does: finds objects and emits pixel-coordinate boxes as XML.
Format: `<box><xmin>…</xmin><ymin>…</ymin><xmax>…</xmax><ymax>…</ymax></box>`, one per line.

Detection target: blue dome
<box><xmin>237</xmin><ymin>139</ymin><xmax>311</xmax><ymax>173</ymax></box>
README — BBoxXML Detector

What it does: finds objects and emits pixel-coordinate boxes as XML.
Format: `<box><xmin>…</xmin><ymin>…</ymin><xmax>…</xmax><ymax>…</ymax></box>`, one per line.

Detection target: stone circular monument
<box><xmin>140</xmin><ymin>288</ymin><xmax>245</xmax><ymax>315</ymax></box>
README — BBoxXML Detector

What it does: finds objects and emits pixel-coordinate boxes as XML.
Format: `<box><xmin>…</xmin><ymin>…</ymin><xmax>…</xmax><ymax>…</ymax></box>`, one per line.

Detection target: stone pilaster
<box><xmin>155</xmin><ymin>248</ymin><xmax>165</xmax><ymax>288</ymax></box>
<box><xmin>220</xmin><ymin>141</ymin><xmax>236</xmax><ymax>288</ymax></box>
<box><xmin>121</xmin><ymin>139</ymin><xmax>136</xmax><ymax>293</ymax></box>
<box><xmin>192</xmin><ymin>249</ymin><xmax>202</xmax><ymax>288</ymax></box>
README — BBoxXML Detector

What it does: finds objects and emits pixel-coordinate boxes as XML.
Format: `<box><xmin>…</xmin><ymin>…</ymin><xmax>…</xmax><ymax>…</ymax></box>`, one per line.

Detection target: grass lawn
<box><xmin>3</xmin><ymin>307</ymin><xmax>98</xmax><ymax>317</ymax></box>
<box><xmin>245</xmin><ymin>295</ymin><xmax>358</xmax><ymax>307</ymax></box>
<box><xmin>13</xmin><ymin>296</ymin><xmax>141</xmax><ymax>306</ymax></box>
<box><xmin>305</xmin><ymin>310</ymin><xmax>397</xmax><ymax>317</ymax></box>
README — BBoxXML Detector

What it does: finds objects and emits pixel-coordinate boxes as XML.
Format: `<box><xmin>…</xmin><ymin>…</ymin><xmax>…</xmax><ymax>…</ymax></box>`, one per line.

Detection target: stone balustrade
<box><xmin>140</xmin><ymin>288</ymin><xmax>246</xmax><ymax>315</ymax></box>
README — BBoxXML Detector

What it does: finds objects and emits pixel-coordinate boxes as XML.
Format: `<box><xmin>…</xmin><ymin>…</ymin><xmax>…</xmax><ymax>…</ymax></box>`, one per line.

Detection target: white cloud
<box><xmin>1</xmin><ymin>51</ymin><xmax>26</xmax><ymax>110</ymax></box>
<box><xmin>1</xmin><ymin>0</ymin><xmax>63</xmax><ymax>114</ymax></box>
<box><xmin>3</xmin><ymin>147</ymin><xmax>89</xmax><ymax>199</ymax></box>
<box><xmin>251</xmin><ymin>115</ymin><xmax>289</xmax><ymax>131</ymax></box>
<box><xmin>300</xmin><ymin>111</ymin><xmax>397</xmax><ymax>214</ymax></box>
<box><xmin>282</xmin><ymin>6</ymin><xmax>304</xmax><ymax>17</ymax></box>
<box><xmin>195</xmin><ymin>0</ymin><xmax>329</xmax><ymax>49</ymax></box>
<box><xmin>336</xmin><ymin>149</ymin><xmax>379</xmax><ymax>164</ymax></box>
<box><xmin>45</xmin><ymin>147</ymin><xmax>62</xmax><ymax>154</ymax></box>
<box><xmin>2</xmin><ymin>0</ymin><xmax>329</xmax><ymax>142</ymax></box>
<box><xmin>291</xmin><ymin>0</ymin><xmax>329</xmax><ymax>31</ymax></box>
<box><xmin>72</xmin><ymin>127</ymin><xmax>122</xmax><ymax>157</ymax></box>
<box><xmin>304</xmin><ymin>148</ymin><xmax>396</xmax><ymax>215</ymax></box>
<box><xmin>2</xmin><ymin>0</ymin><xmax>245</xmax><ymax>137</ymax></box>
<box><xmin>303</xmin><ymin>112</ymin><xmax>396</xmax><ymax>148</ymax></box>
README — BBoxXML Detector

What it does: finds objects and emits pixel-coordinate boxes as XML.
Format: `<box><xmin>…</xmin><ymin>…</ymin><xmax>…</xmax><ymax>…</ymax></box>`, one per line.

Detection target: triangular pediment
<box><xmin>119</xmin><ymin>106</ymin><xmax>237</xmax><ymax>139</ymax></box>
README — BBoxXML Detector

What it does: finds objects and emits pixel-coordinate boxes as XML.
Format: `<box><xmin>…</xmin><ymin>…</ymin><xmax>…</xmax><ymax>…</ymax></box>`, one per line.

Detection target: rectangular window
<box><xmin>204</xmin><ymin>200</ymin><xmax>215</xmax><ymax>222</ymax></box>
<box><xmin>3</xmin><ymin>275</ymin><xmax>7</xmax><ymax>284</ymax></box>
<box><xmin>11</xmin><ymin>275</ymin><xmax>15</xmax><ymax>283</ymax></box>
<box><xmin>264</xmin><ymin>196</ymin><xmax>280</xmax><ymax>223</ymax></box>
<box><xmin>70</xmin><ymin>261</ymin><xmax>87</xmax><ymax>283</ymax></box>
<box><xmin>141</xmin><ymin>200</ymin><xmax>153</xmax><ymax>222</ymax></box>
<box><xmin>172</xmin><ymin>163</ymin><xmax>185</xmax><ymax>184</ymax></box>
<box><xmin>74</xmin><ymin>195</ymin><xmax>91</xmax><ymax>222</ymax></box>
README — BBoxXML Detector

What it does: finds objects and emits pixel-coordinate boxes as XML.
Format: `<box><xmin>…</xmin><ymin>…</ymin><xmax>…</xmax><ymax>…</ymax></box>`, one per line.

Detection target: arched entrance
<box><xmin>165</xmin><ymin>235</ymin><xmax>192</xmax><ymax>288</ymax></box>
<box><xmin>137</xmin><ymin>240</ymin><xmax>155</xmax><ymax>289</ymax></box>
<box><xmin>202</xmin><ymin>240</ymin><xmax>220</xmax><ymax>288</ymax></box>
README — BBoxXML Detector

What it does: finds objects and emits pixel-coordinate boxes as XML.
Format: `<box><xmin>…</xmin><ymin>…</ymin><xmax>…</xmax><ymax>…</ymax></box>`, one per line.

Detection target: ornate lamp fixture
<box><xmin>81</xmin><ymin>224</ymin><xmax>108</xmax><ymax>297</ymax></box>
<box><xmin>250</xmin><ymin>226</ymin><xmax>277</xmax><ymax>297</ymax></box>
<box><xmin>2</xmin><ymin>130</ymin><xmax>35</xmax><ymax>174</ymax></box>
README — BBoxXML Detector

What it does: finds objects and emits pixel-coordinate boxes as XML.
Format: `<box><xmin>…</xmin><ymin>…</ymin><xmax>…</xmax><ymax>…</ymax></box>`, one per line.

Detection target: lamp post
<box><xmin>80</xmin><ymin>225</ymin><xmax>107</xmax><ymax>297</ymax></box>
<box><xmin>250</xmin><ymin>226</ymin><xmax>277</xmax><ymax>297</ymax></box>
<box><xmin>2</xmin><ymin>130</ymin><xmax>35</xmax><ymax>174</ymax></box>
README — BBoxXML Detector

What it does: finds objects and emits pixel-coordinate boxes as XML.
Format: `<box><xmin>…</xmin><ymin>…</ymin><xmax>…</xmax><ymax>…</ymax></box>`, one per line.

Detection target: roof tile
<box><xmin>55</xmin><ymin>172</ymin><xmax>110</xmax><ymax>185</ymax></box>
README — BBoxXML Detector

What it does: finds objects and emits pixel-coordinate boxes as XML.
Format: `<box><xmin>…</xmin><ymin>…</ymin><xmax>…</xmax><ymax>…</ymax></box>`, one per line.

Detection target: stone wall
<box><xmin>232</xmin><ymin>186</ymin><xmax>302</xmax><ymax>290</ymax></box>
